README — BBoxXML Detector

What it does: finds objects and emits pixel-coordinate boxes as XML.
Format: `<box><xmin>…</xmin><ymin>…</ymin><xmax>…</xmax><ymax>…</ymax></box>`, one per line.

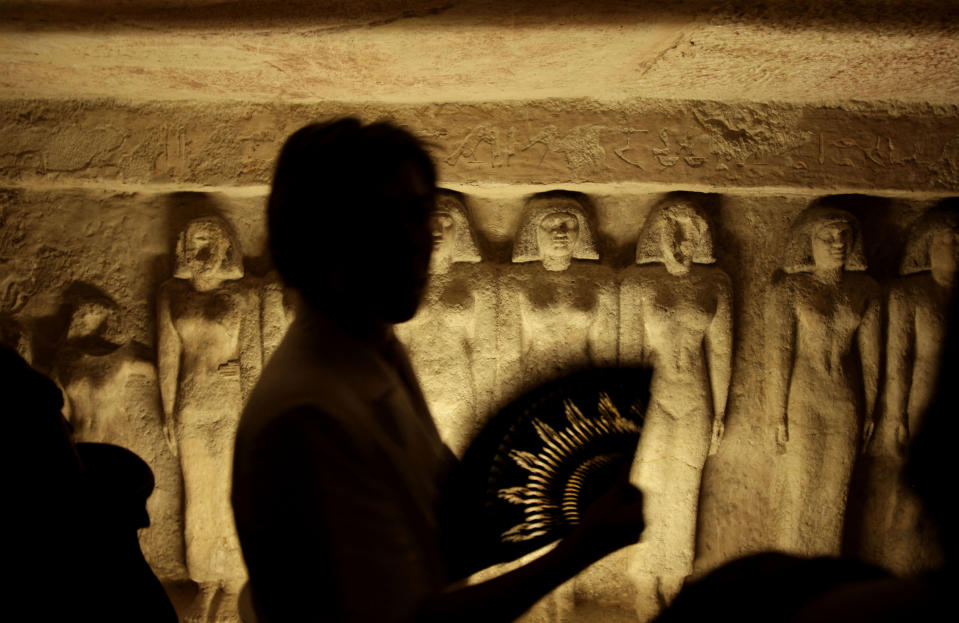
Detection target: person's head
<box><xmin>900</xmin><ymin>201</ymin><xmax>959</xmax><ymax>279</ymax></box>
<box><xmin>429</xmin><ymin>191</ymin><xmax>482</xmax><ymax>274</ymax></box>
<box><xmin>173</xmin><ymin>215</ymin><xmax>244</xmax><ymax>285</ymax></box>
<box><xmin>782</xmin><ymin>199</ymin><xmax>866</xmax><ymax>274</ymax></box>
<box><xmin>512</xmin><ymin>193</ymin><xmax>599</xmax><ymax>271</ymax></box>
<box><xmin>636</xmin><ymin>195</ymin><xmax>715</xmax><ymax>275</ymax></box>
<box><xmin>268</xmin><ymin>119</ymin><xmax>437</xmax><ymax>325</ymax></box>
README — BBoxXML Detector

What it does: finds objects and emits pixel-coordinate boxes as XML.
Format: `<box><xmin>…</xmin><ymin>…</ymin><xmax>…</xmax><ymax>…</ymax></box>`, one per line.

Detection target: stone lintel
<box><xmin>1</xmin><ymin>98</ymin><xmax>958</xmax><ymax>192</ymax></box>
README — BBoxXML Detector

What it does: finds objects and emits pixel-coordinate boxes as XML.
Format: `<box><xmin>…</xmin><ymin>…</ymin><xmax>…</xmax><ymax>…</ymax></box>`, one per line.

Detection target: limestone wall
<box><xmin>2</xmin><ymin>98</ymin><xmax>955</xmax><ymax>621</ymax></box>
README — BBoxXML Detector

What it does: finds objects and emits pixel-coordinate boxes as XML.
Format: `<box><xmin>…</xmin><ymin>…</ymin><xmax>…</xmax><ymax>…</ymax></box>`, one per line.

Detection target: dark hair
<box><xmin>267</xmin><ymin>118</ymin><xmax>436</xmax><ymax>292</ymax></box>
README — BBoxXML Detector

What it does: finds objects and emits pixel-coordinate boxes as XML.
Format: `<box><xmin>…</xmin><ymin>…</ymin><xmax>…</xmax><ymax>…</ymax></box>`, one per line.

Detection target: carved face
<box><xmin>537</xmin><ymin>212</ymin><xmax>580</xmax><ymax>261</ymax></box>
<box><xmin>67</xmin><ymin>301</ymin><xmax>111</xmax><ymax>341</ymax></box>
<box><xmin>661</xmin><ymin>209</ymin><xmax>700</xmax><ymax>276</ymax></box>
<box><xmin>811</xmin><ymin>221</ymin><xmax>852</xmax><ymax>270</ymax></box>
<box><xmin>184</xmin><ymin>220</ymin><xmax>229</xmax><ymax>279</ymax></box>
<box><xmin>929</xmin><ymin>227</ymin><xmax>959</xmax><ymax>276</ymax></box>
<box><xmin>430</xmin><ymin>212</ymin><xmax>455</xmax><ymax>255</ymax></box>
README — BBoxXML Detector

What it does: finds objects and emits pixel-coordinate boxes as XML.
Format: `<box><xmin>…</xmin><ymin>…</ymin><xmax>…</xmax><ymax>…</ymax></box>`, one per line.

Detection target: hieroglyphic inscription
<box><xmin>2</xmin><ymin>99</ymin><xmax>958</xmax><ymax>190</ymax></box>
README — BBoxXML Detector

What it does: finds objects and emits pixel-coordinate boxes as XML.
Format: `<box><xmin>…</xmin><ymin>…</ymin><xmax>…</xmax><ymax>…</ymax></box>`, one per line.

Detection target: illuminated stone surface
<box><xmin>500</xmin><ymin>193</ymin><xmax>617</xmax><ymax>400</ymax></box>
<box><xmin>853</xmin><ymin>204</ymin><xmax>958</xmax><ymax>575</ymax></box>
<box><xmin>395</xmin><ymin>191</ymin><xmax>495</xmax><ymax>456</ymax></box>
<box><xmin>52</xmin><ymin>287</ymin><xmax>186</xmax><ymax>581</ymax></box>
<box><xmin>620</xmin><ymin>195</ymin><xmax>732</xmax><ymax>621</ymax></box>
<box><xmin>765</xmin><ymin>203</ymin><xmax>881</xmax><ymax>556</ymax></box>
<box><xmin>1</xmin><ymin>2</ymin><xmax>957</xmax><ymax>622</ymax></box>
<box><xmin>158</xmin><ymin>216</ymin><xmax>260</xmax><ymax>621</ymax></box>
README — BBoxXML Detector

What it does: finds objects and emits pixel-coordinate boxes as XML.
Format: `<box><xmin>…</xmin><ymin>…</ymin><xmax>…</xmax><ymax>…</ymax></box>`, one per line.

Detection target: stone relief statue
<box><xmin>885</xmin><ymin>206</ymin><xmax>959</xmax><ymax>452</ymax></box>
<box><xmin>619</xmin><ymin>195</ymin><xmax>733</xmax><ymax>618</ymax></box>
<box><xmin>765</xmin><ymin>202</ymin><xmax>880</xmax><ymax>556</ymax></box>
<box><xmin>157</xmin><ymin>215</ymin><xmax>261</xmax><ymax>621</ymax></box>
<box><xmin>51</xmin><ymin>286</ymin><xmax>186</xmax><ymax>580</ymax></box>
<box><xmin>394</xmin><ymin>191</ymin><xmax>495</xmax><ymax>456</ymax></box>
<box><xmin>859</xmin><ymin>204</ymin><xmax>958</xmax><ymax>574</ymax></box>
<box><xmin>499</xmin><ymin>193</ymin><xmax>617</xmax><ymax>401</ymax></box>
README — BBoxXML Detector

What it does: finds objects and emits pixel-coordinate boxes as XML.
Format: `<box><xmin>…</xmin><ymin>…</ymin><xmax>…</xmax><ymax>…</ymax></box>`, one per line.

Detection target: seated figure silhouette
<box><xmin>231</xmin><ymin>118</ymin><xmax>646</xmax><ymax>623</ymax></box>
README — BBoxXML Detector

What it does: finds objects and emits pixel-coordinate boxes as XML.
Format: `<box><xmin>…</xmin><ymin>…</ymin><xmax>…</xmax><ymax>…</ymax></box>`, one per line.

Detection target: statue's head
<box><xmin>174</xmin><ymin>216</ymin><xmax>244</xmax><ymax>282</ymax></box>
<box><xmin>66</xmin><ymin>294</ymin><xmax>121</xmax><ymax>345</ymax></box>
<box><xmin>430</xmin><ymin>191</ymin><xmax>481</xmax><ymax>274</ymax></box>
<box><xmin>783</xmin><ymin>200</ymin><xmax>866</xmax><ymax>274</ymax></box>
<box><xmin>268</xmin><ymin>118</ymin><xmax>437</xmax><ymax>324</ymax></box>
<box><xmin>512</xmin><ymin>193</ymin><xmax>598</xmax><ymax>271</ymax></box>
<box><xmin>900</xmin><ymin>202</ymin><xmax>959</xmax><ymax>276</ymax></box>
<box><xmin>636</xmin><ymin>195</ymin><xmax>714</xmax><ymax>275</ymax></box>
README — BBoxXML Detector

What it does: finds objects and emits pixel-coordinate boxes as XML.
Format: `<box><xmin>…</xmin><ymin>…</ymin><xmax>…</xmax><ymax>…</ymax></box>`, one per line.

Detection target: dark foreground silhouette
<box><xmin>3</xmin><ymin>345</ymin><xmax>176</xmax><ymax>622</ymax></box>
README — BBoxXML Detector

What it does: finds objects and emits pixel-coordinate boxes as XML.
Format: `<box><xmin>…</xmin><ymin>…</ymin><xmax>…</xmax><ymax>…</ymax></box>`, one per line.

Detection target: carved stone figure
<box><xmin>395</xmin><ymin>191</ymin><xmax>495</xmax><ymax>456</ymax></box>
<box><xmin>861</xmin><ymin>205</ymin><xmax>958</xmax><ymax>573</ymax></box>
<box><xmin>765</xmin><ymin>203</ymin><xmax>880</xmax><ymax>557</ymax></box>
<box><xmin>620</xmin><ymin>195</ymin><xmax>732</xmax><ymax>619</ymax></box>
<box><xmin>885</xmin><ymin>207</ymin><xmax>959</xmax><ymax>452</ymax></box>
<box><xmin>157</xmin><ymin>216</ymin><xmax>261</xmax><ymax>621</ymax></box>
<box><xmin>500</xmin><ymin>193</ymin><xmax>617</xmax><ymax>401</ymax></box>
<box><xmin>52</xmin><ymin>287</ymin><xmax>186</xmax><ymax>580</ymax></box>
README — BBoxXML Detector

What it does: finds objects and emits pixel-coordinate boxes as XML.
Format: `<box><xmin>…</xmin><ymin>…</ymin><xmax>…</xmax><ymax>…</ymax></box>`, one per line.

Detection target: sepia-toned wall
<box><xmin>3</xmin><ymin>2</ymin><xmax>958</xmax><ymax>621</ymax></box>
<box><xmin>1</xmin><ymin>95</ymin><xmax>954</xmax><ymax>620</ymax></box>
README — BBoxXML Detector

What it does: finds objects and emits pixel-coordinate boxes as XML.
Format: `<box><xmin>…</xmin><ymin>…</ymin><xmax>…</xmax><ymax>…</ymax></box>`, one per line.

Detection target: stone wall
<box><xmin>2</xmin><ymin>98</ymin><xmax>955</xmax><ymax>621</ymax></box>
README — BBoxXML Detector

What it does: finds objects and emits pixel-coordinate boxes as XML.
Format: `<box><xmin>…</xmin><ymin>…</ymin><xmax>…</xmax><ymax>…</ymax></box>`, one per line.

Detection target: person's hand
<box><xmin>776</xmin><ymin>420</ymin><xmax>788</xmax><ymax>453</ymax></box>
<box><xmin>895</xmin><ymin>422</ymin><xmax>910</xmax><ymax>454</ymax></box>
<box><xmin>163</xmin><ymin>417</ymin><xmax>178</xmax><ymax>458</ymax></box>
<box><xmin>861</xmin><ymin>419</ymin><xmax>876</xmax><ymax>455</ymax></box>
<box><xmin>708</xmin><ymin>418</ymin><xmax>725</xmax><ymax>456</ymax></box>
<box><xmin>567</xmin><ymin>473</ymin><xmax>644</xmax><ymax>560</ymax></box>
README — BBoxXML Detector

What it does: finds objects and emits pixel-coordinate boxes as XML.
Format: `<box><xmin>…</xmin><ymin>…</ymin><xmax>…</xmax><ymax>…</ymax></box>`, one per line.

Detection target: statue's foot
<box><xmin>183</xmin><ymin>583</ymin><xmax>217</xmax><ymax>623</ymax></box>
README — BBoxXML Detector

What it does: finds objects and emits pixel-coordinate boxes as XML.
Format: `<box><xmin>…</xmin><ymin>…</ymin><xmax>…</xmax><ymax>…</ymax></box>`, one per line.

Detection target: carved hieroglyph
<box><xmin>620</xmin><ymin>195</ymin><xmax>732</xmax><ymax>619</ymax></box>
<box><xmin>861</xmin><ymin>205</ymin><xmax>958</xmax><ymax>573</ymax></box>
<box><xmin>52</xmin><ymin>288</ymin><xmax>186</xmax><ymax>580</ymax></box>
<box><xmin>395</xmin><ymin>192</ymin><xmax>495</xmax><ymax>456</ymax></box>
<box><xmin>499</xmin><ymin>194</ymin><xmax>617</xmax><ymax>403</ymax></box>
<box><xmin>765</xmin><ymin>203</ymin><xmax>880</xmax><ymax>557</ymax></box>
<box><xmin>157</xmin><ymin>216</ymin><xmax>261</xmax><ymax>621</ymax></box>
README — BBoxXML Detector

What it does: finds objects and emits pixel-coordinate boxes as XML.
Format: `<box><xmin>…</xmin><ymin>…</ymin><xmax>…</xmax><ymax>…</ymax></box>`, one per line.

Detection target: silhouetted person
<box><xmin>4</xmin><ymin>345</ymin><xmax>176</xmax><ymax>622</ymax></box>
<box><xmin>231</xmin><ymin>118</ymin><xmax>646</xmax><ymax>623</ymax></box>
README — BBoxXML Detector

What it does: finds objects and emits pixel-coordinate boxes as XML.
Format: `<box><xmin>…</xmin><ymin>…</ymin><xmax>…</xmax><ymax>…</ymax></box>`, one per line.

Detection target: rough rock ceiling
<box><xmin>1</xmin><ymin>0</ymin><xmax>957</xmax><ymax>104</ymax></box>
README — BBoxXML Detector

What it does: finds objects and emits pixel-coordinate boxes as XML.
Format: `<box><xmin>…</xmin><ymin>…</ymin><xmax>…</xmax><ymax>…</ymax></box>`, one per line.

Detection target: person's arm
<box><xmin>705</xmin><ymin>273</ymin><xmax>733</xmax><ymax>456</ymax></box>
<box><xmin>414</xmin><ymin>477</ymin><xmax>644</xmax><ymax>623</ymax></box>
<box><xmin>238</xmin><ymin>407</ymin><xmax>644</xmax><ymax>623</ymax></box>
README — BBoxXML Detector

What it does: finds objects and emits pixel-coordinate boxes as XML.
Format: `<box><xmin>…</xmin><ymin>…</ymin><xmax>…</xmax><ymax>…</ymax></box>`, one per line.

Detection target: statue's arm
<box><xmin>705</xmin><ymin>275</ymin><xmax>733</xmax><ymax>455</ymax></box>
<box><xmin>764</xmin><ymin>280</ymin><xmax>795</xmax><ymax>450</ymax></box>
<box><xmin>858</xmin><ymin>287</ymin><xmax>882</xmax><ymax>451</ymax></box>
<box><xmin>156</xmin><ymin>282</ymin><xmax>181</xmax><ymax>454</ymax></box>
<box><xmin>618</xmin><ymin>277</ymin><xmax>646</xmax><ymax>367</ymax></box>
<box><xmin>588</xmin><ymin>280</ymin><xmax>618</xmax><ymax>367</ymax></box>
